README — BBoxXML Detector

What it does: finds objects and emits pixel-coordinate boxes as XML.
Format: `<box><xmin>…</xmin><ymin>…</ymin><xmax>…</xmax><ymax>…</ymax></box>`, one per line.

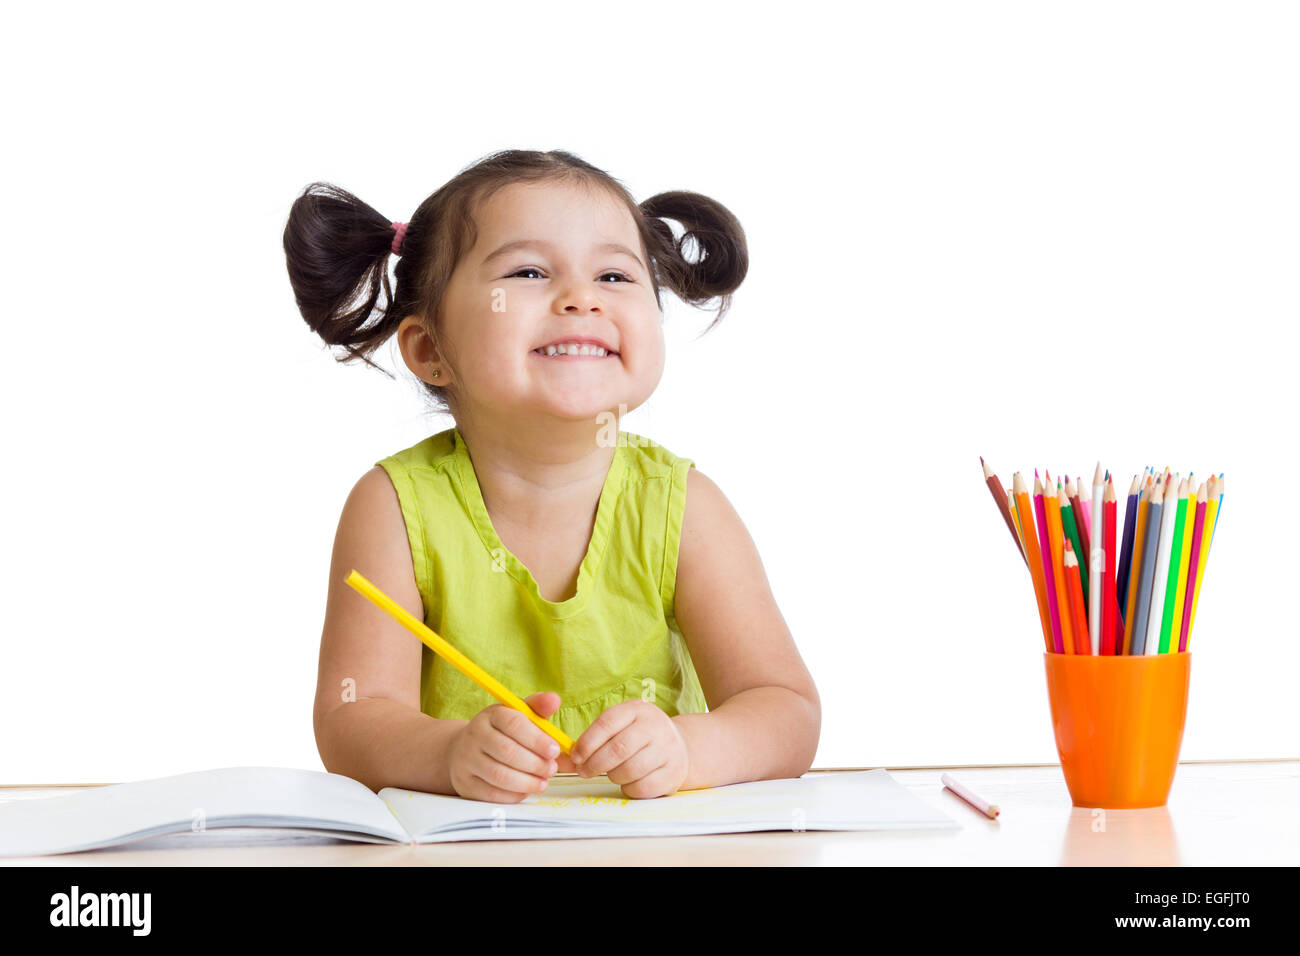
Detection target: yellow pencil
<box><xmin>1008</xmin><ymin>487</ymin><xmax>1025</xmax><ymax>552</ymax></box>
<box><xmin>344</xmin><ymin>569</ymin><xmax>575</xmax><ymax>754</ymax></box>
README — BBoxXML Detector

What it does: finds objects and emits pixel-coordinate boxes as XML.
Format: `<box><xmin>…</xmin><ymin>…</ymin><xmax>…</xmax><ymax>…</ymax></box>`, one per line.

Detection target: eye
<box><xmin>506</xmin><ymin>268</ymin><xmax>634</xmax><ymax>283</ymax></box>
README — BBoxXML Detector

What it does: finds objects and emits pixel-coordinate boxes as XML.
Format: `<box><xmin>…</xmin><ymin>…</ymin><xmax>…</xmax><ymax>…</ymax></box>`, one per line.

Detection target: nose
<box><xmin>553</xmin><ymin>276</ymin><xmax>603</xmax><ymax>314</ymax></box>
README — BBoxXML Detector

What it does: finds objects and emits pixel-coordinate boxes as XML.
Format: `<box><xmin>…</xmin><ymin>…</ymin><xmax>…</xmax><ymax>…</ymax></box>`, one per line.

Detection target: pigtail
<box><xmin>640</xmin><ymin>190</ymin><xmax>748</xmax><ymax>330</ymax></box>
<box><xmin>282</xmin><ymin>181</ymin><xmax>405</xmax><ymax>371</ymax></box>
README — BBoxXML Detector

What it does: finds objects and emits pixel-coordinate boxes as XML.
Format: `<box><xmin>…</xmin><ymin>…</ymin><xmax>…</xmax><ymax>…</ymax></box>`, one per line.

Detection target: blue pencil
<box><xmin>1115</xmin><ymin>471</ymin><xmax>1142</xmax><ymax>630</ymax></box>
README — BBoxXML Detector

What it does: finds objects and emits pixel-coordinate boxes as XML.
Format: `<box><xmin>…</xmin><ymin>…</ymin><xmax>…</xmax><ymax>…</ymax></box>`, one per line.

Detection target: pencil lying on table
<box><xmin>941</xmin><ymin>773</ymin><xmax>1000</xmax><ymax>819</ymax></box>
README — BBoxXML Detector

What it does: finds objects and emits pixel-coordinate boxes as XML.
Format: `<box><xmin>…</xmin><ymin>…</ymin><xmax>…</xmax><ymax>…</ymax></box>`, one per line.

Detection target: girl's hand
<box><xmin>447</xmin><ymin>691</ymin><xmax>567</xmax><ymax>803</ymax></box>
<box><xmin>569</xmin><ymin>700</ymin><xmax>689</xmax><ymax>799</ymax></box>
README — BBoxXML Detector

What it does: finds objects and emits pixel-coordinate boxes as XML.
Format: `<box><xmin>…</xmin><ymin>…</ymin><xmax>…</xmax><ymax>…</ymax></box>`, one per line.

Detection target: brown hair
<box><xmin>282</xmin><ymin>148</ymin><xmax>748</xmax><ymax>415</ymax></box>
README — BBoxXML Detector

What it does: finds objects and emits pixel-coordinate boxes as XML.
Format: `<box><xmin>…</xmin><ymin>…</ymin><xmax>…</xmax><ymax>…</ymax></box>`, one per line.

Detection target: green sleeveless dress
<box><xmin>376</xmin><ymin>427</ymin><xmax>709</xmax><ymax>742</ymax></box>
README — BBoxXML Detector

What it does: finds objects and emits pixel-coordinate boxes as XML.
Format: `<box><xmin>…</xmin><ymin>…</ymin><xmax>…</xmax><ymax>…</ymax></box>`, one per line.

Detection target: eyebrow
<box><xmin>481</xmin><ymin>238</ymin><xmax>646</xmax><ymax>272</ymax></box>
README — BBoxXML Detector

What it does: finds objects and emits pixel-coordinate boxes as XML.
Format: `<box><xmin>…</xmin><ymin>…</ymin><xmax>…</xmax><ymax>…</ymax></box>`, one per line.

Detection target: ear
<box><xmin>396</xmin><ymin>315</ymin><xmax>449</xmax><ymax>387</ymax></box>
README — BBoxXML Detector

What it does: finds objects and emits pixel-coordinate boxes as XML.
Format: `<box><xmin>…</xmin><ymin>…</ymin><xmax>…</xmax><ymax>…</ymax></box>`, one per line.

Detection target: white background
<box><xmin>2</xmin><ymin>1</ymin><xmax>1295</xmax><ymax>783</ymax></box>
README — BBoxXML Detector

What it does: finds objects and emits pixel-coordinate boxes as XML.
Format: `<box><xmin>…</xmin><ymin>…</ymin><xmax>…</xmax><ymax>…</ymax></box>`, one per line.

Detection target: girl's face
<box><xmin>429</xmin><ymin>178</ymin><xmax>665</xmax><ymax>428</ymax></box>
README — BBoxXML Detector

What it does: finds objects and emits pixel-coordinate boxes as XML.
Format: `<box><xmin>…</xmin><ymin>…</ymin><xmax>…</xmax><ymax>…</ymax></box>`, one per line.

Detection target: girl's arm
<box><xmin>669</xmin><ymin>468</ymin><xmax>822</xmax><ymax>790</ymax></box>
<box><xmin>312</xmin><ymin>467</ymin><xmax>467</xmax><ymax>795</ymax></box>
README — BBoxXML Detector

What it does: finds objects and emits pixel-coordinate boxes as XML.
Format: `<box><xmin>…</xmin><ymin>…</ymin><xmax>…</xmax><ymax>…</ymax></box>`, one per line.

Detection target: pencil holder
<box><xmin>1042</xmin><ymin>652</ymin><xmax>1191</xmax><ymax>809</ymax></box>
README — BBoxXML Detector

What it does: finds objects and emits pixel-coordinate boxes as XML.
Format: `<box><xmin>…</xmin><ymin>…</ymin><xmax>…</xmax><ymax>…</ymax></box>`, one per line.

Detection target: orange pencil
<box><xmin>1063</xmin><ymin>539</ymin><xmax>1091</xmax><ymax>655</ymax></box>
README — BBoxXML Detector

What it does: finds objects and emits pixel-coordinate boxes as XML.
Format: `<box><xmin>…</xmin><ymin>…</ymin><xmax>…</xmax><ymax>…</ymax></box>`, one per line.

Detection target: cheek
<box><xmin>449</xmin><ymin>309</ymin><xmax>530</xmax><ymax>366</ymax></box>
<box><xmin>629</xmin><ymin>315</ymin><xmax>666</xmax><ymax>362</ymax></box>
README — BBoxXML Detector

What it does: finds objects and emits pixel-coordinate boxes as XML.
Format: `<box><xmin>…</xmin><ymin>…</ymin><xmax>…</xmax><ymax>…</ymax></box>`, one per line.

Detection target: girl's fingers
<box><xmin>481</xmin><ymin>725</ymin><xmax>557</xmax><ymax>780</ymax></box>
<box><xmin>571</xmin><ymin>703</ymin><xmax>642</xmax><ymax>768</ymax></box>
<box><xmin>554</xmin><ymin>752</ymin><xmax>578</xmax><ymax>774</ymax></box>
<box><xmin>618</xmin><ymin>759</ymin><xmax>676</xmax><ymax>800</ymax></box>
<box><xmin>471</xmin><ymin>751</ymin><xmax>551</xmax><ymax>798</ymax></box>
<box><xmin>580</xmin><ymin>730</ymin><xmax>652</xmax><ymax>779</ymax></box>
<box><xmin>489</xmin><ymin>705</ymin><xmax>563</xmax><ymax>763</ymax></box>
<box><xmin>602</xmin><ymin>741</ymin><xmax>661</xmax><ymax>786</ymax></box>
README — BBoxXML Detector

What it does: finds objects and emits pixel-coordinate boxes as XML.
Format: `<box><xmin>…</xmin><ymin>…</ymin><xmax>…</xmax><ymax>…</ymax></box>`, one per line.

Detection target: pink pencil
<box><xmin>941</xmin><ymin>774</ymin><xmax>1000</xmax><ymax>818</ymax></box>
<box><xmin>1034</xmin><ymin>471</ymin><xmax>1064</xmax><ymax>654</ymax></box>
<box><xmin>1178</xmin><ymin>484</ymin><xmax>1209</xmax><ymax>653</ymax></box>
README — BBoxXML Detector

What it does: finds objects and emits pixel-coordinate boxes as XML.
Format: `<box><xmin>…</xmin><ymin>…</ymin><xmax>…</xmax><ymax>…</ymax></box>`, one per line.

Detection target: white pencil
<box><xmin>1089</xmin><ymin>462</ymin><xmax>1104</xmax><ymax>655</ymax></box>
<box><xmin>941</xmin><ymin>773</ymin><xmax>1000</xmax><ymax>819</ymax></box>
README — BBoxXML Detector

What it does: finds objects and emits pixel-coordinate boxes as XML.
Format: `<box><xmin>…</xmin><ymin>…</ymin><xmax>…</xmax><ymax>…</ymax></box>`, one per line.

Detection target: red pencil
<box><xmin>1102</xmin><ymin>476</ymin><xmax>1118</xmax><ymax>656</ymax></box>
<box><xmin>1063</xmin><ymin>538</ymin><xmax>1091</xmax><ymax>655</ymax></box>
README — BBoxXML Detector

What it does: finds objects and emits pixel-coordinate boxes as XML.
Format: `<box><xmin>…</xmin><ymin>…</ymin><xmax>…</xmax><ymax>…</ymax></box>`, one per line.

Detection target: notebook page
<box><xmin>381</xmin><ymin>769</ymin><xmax>957</xmax><ymax>842</ymax></box>
<box><xmin>0</xmin><ymin>766</ymin><xmax>409</xmax><ymax>857</ymax></box>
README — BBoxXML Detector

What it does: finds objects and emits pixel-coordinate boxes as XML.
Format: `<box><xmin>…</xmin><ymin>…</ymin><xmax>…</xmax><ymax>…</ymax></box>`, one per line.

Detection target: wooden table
<box><xmin>2</xmin><ymin>761</ymin><xmax>1295</xmax><ymax>866</ymax></box>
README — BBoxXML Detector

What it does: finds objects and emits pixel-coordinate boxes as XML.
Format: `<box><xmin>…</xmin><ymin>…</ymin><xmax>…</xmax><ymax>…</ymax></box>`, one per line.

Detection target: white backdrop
<box><xmin>2</xmin><ymin>0</ymin><xmax>1295</xmax><ymax>783</ymax></box>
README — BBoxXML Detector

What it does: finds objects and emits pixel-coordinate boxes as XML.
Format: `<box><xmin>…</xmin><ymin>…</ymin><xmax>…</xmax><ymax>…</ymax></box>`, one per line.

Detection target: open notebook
<box><xmin>0</xmin><ymin>766</ymin><xmax>957</xmax><ymax>856</ymax></box>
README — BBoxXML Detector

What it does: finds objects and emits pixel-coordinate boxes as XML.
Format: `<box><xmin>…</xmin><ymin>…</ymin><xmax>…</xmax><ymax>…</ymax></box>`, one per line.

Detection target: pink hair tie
<box><xmin>391</xmin><ymin>221</ymin><xmax>409</xmax><ymax>256</ymax></box>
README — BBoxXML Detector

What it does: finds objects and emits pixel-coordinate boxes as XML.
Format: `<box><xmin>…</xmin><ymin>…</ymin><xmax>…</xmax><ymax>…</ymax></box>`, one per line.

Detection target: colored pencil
<box><xmin>1008</xmin><ymin>489</ymin><xmax>1024</xmax><ymax>548</ymax></box>
<box><xmin>1066</xmin><ymin>476</ymin><xmax>1082</xmax><ymax>529</ymax></box>
<box><xmin>1187</xmin><ymin>475</ymin><xmax>1220</xmax><ymax>646</ymax></box>
<box><xmin>982</xmin><ymin>457</ymin><xmax>1028</xmax><ymax>567</ymax></box>
<box><xmin>1088</xmin><ymin>463</ymin><xmax>1105</xmax><ymax>655</ymax></box>
<box><xmin>1060</xmin><ymin>482</ymin><xmax>1088</xmax><ymax>607</ymax></box>
<box><xmin>1178</xmin><ymin>482</ymin><xmax>1209</xmax><ymax>653</ymax></box>
<box><xmin>1129</xmin><ymin>479</ymin><xmax>1163</xmax><ymax>656</ymax></box>
<box><xmin>1158</xmin><ymin>478</ymin><xmax>1190</xmax><ymax>654</ymax></box>
<box><xmin>1013</xmin><ymin>472</ymin><xmax>1055</xmax><ymax>653</ymax></box>
<box><xmin>1169</xmin><ymin>475</ymin><xmax>1197</xmax><ymax>654</ymax></box>
<box><xmin>1044</xmin><ymin>474</ymin><xmax>1075</xmax><ymax>655</ymax></box>
<box><xmin>1145</xmin><ymin>472</ymin><xmax>1180</xmax><ymax>655</ymax></box>
<box><xmin>1063</xmin><ymin>539</ymin><xmax>1091</xmax><ymax>655</ymax></box>
<box><xmin>1122</xmin><ymin>478</ymin><xmax>1152</xmax><ymax>655</ymax></box>
<box><xmin>344</xmin><ymin>569</ymin><xmax>575</xmax><ymax>754</ymax></box>
<box><xmin>986</xmin><ymin>464</ymin><xmax>1223</xmax><ymax>659</ymax></box>
<box><xmin>940</xmin><ymin>773</ymin><xmax>1000</xmax><ymax>819</ymax></box>
<box><xmin>1115</xmin><ymin>473</ymin><xmax>1141</xmax><ymax>629</ymax></box>
<box><xmin>1209</xmin><ymin>474</ymin><xmax>1224</xmax><ymax>557</ymax></box>
<box><xmin>1034</xmin><ymin>472</ymin><xmax>1065</xmax><ymax>654</ymax></box>
<box><xmin>1102</xmin><ymin>476</ymin><xmax>1119</xmax><ymax>655</ymax></box>
<box><xmin>1077</xmin><ymin>474</ymin><xmax>1094</xmax><ymax>538</ymax></box>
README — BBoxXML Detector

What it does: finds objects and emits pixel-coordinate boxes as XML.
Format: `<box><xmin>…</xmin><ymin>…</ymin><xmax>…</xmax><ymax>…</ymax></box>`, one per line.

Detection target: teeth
<box><xmin>536</xmin><ymin>343</ymin><xmax>610</xmax><ymax>356</ymax></box>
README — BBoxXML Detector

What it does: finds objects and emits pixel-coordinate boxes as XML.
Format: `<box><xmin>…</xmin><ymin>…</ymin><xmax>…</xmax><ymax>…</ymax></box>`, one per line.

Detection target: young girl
<box><xmin>284</xmin><ymin>149</ymin><xmax>820</xmax><ymax>803</ymax></box>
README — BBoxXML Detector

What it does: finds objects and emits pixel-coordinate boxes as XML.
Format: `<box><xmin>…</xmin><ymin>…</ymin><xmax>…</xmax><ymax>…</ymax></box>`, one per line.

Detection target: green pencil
<box><xmin>1059</xmin><ymin>482</ymin><xmax>1088</xmax><ymax>606</ymax></box>
<box><xmin>1158</xmin><ymin>478</ymin><xmax>1189</xmax><ymax>654</ymax></box>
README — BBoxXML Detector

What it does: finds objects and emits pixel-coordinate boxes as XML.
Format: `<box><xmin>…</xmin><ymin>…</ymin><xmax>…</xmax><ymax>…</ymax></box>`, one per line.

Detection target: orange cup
<box><xmin>1043</xmin><ymin>651</ymin><xmax>1191</xmax><ymax>809</ymax></box>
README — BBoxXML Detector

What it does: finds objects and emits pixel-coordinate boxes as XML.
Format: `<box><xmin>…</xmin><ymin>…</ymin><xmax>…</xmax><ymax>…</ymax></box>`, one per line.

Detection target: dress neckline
<box><xmin>451</xmin><ymin>427</ymin><xmax>626</xmax><ymax>620</ymax></box>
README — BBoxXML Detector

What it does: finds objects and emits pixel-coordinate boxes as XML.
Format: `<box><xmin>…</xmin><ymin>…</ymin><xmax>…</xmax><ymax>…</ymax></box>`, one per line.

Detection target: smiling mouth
<box><xmin>531</xmin><ymin>349</ymin><xmax>619</xmax><ymax>359</ymax></box>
